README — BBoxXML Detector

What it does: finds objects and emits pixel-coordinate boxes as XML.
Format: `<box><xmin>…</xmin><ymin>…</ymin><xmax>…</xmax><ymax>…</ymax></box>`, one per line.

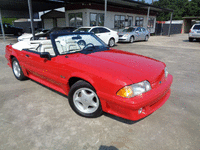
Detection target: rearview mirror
<box><xmin>40</xmin><ymin>52</ymin><xmax>51</xmax><ymax>60</ymax></box>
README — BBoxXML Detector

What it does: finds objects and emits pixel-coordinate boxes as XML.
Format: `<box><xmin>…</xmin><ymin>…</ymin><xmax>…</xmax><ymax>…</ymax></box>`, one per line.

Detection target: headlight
<box><xmin>165</xmin><ymin>67</ymin><xmax>168</xmax><ymax>78</ymax></box>
<box><xmin>123</xmin><ymin>34</ymin><xmax>129</xmax><ymax>37</ymax></box>
<box><xmin>117</xmin><ymin>80</ymin><xmax>151</xmax><ymax>98</ymax></box>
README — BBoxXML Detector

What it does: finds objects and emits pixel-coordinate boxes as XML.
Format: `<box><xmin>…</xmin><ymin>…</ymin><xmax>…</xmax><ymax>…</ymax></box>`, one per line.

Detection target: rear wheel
<box><xmin>108</xmin><ymin>38</ymin><xmax>115</xmax><ymax>47</ymax></box>
<box><xmin>189</xmin><ymin>38</ymin><xmax>193</xmax><ymax>42</ymax></box>
<box><xmin>12</xmin><ymin>57</ymin><xmax>26</xmax><ymax>80</ymax></box>
<box><xmin>68</xmin><ymin>80</ymin><xmax>103</xmax><ymax>118</ymax></box>
<box><xmin>145</xmin><ymin>35</ymin><xmax>149</xmax><ymax>41</ymax></box>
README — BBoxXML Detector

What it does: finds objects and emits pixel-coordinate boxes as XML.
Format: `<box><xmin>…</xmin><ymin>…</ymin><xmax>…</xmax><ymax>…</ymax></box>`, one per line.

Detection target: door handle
<box><xmin>26</xmin><ymin>55</ymin><xmax>29</xmax><ymax>57</ymax></box>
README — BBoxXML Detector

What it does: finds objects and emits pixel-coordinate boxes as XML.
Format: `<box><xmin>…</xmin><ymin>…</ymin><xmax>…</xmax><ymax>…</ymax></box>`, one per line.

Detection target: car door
<box><xmin>135</xmin><ymin>27</ymin><xmax>141</xmax><ymax>41</ymax></box>
<box><xmin>18</xmin><ymin>48</ymin><xmax>67</xmax><ymax>90</ymax></box>
<box><xmin>138</xmin><ymin>27</ymin><xmax>145</xmax><ymax>41</ymax></box>
<box><xmin>91</xmin><ymin>27</ymin><xmax>110</xmax><ymax>44</ymax></box>
<box><xmin>141</xmin><ymin>28</ymin><xmax>147</xmax><ymax>40</ymax></box>
<box><xmin>97</xmin><ymin>27</ymin><xmax>111</xmax><ymax>44</ymax></box>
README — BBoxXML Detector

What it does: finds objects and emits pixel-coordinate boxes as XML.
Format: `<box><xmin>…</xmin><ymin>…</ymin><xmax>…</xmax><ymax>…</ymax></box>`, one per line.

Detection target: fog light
<box><xmin>138</xmin><ymin>108</ymin><xmax>143</xmax><ymax>114</ymax></box>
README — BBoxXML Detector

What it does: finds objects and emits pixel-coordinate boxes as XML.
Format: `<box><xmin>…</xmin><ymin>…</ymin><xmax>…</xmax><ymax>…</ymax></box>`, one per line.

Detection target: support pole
<box><xmin>168</xmin><ymin>12</ymin><xmax>173</xmax><ymax>37</ymax></box>
<box><xmin>161</xmin><ymin>22</ymin><xmax>163</xmax><ymax>36</ymax></box>
<box><xmin>146</xmin><ymin>7</ymin><xmax>150</xmax><ymax>29</ymax></box>
<box><xmin>104</xmin><ymin>0</ymin><xmax>107</xmax><ymax>26</ymax></box>
<box><xmin>0</xmin><ymin>8</ymin><xmax>5</xmax><ymax>42</ymax></box>
<box><xmin>28</xmin><ymin>0</ymin><xmax>35</xmax><ymax>40</ymax></box>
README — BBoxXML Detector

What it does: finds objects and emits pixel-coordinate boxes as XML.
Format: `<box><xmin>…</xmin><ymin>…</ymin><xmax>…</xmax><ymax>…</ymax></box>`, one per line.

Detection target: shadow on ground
<box><xmin>99</xmin><ymin>145</ymin><xmax>119</xmax><ymax>150</ymax></box>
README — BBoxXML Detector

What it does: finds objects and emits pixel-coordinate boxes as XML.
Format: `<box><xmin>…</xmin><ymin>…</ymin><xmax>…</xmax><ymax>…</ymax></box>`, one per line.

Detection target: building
<box><xmin>41</xmin><ymin>10</ymin><xmax>66</xmax><ymax>29</ymax></box>
<box><xmin>39</xmin><ymin>1</ymin><xmax>173</xmax><ymax>34</ymax></box>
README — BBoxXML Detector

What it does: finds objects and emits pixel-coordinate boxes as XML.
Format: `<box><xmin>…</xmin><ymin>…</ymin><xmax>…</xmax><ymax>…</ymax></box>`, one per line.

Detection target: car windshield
<box><xmin>74</xmin><ymin>28</ymin><xmax>91</xmax><ymax>32</ymax></box>
<box><xmin>193</xmin><ymin>25</ymin><xmax>200</xmax><ymax>30</ymax></box>
<box><xmin>52</xmin><ymin>33</ymin><xmax>109</xmax><ymax>55</ymax></box>
<box><xmin>122</xmin><ymin>28</ymin><xmax>136</xmax><ymax>32</ymax></box>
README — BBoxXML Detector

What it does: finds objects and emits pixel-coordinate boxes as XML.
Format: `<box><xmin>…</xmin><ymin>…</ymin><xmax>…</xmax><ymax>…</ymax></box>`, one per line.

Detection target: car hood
<box><xmin>118</xmin><ymin>32</ymin><xmax>131</xmax><ymax>35</ymax></box>
<box><xmin>68</xmin><ymin>49</ymin><xmax>165</xmax><ymax>84</ymax></box>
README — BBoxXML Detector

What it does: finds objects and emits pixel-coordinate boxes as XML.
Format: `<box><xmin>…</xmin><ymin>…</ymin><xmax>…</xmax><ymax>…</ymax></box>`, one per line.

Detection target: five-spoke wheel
<box><xmin>68</xmin><ymin>80</ymin><xmax>103</xmax><ymax>118</ymax></box>
<box><xmin>12</xmin><ymin>57</ymin><xmax>26</xmax><ymax>80</ymax></box>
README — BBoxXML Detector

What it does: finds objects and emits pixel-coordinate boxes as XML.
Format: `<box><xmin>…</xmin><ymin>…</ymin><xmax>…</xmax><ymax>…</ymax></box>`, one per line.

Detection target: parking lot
<box><xmin>0</xmin><ymin>34</ymin><xmax>199</xmax><ymax>150</ymax></box>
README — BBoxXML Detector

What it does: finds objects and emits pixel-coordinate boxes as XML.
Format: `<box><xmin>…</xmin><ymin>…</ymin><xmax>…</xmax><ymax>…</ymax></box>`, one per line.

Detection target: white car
<box><xmin>74</xmin><ymin>26</ymin><xmax>118</xmax><ymax>47</ymax></box>
<box><xmin>189</xmin><ymin>24</ymin><xmax>200</xmax><ymax>42</ymax></box>
<box><xmin>18</xmin><ymin>29</ymin><xmax>49</xmax><ymax>42</ymax></box>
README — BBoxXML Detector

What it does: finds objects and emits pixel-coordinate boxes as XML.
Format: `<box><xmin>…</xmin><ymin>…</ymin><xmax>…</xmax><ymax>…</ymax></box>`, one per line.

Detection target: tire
<box><xmin>12</xmin><ymin>57</ymin><xmax>26</xmax><ymax>80</ymax></box>
<box><xmin>189</xmin><ymin>38</ymin><xmax>193</xmax><ymax>42</ymax></box>
<box><xmin>108</xmin><ymin>38</ymin><xmax>115</xmax><ymax>47</ymax></box>
<box><xmin>17</xmin><ymin>31</ymin><xmax>22</xmax><ymax>36</ymax></box>
<box><xmin>68</xmin><ymin>80</ymin><xmax>103</xmax><ymax>118</ymax></box>
<box><xmin>129</xmin><ymin>36</ymin><xmax>135</xmax><ymax>43</ymax></box>
<box><xmin>145</xmin><ymin>35</ymin><xmax>149</xmax><ymax>41</ymax></box>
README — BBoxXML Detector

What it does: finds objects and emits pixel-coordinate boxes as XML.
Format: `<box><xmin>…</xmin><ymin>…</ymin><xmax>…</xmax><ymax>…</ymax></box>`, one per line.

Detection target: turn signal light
<box><xmin>117</xmin><ymin>86</ymin><xmax>133</xmax><ymax>98</ymax></box>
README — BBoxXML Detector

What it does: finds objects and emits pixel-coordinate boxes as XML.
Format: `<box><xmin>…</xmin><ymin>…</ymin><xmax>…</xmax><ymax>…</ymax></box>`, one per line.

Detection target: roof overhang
<box><xmin>0</xmin><ymin>0</ymin><xmax>65</xmax><ymax>12</ymax></box>
<box><xmin>0</xmin><ymin>0</ymin><xmax>173</xmax><ymax>13</ymax></box>
<box><xmin>64</xmin><ymin>0</ymin><xmax>173</xmax><ymax>13</ymax></box>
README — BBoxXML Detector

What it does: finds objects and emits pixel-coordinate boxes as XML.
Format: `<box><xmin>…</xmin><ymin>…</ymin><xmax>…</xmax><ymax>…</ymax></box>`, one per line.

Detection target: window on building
<box><xmin>90</xmin><ymin>13</ymin><xmax>104</xmax><ymax>26</ymax></box>
<box><xmin>69</xmin><ymin>13</ymin><xmax>83</xmax><ymax>27</ymax></box>
<box><xmin>148</xmin><ymin>18</ymin><xmax>154</xmax><ymax>28</ymax></box>
<box><xmin>114</xmin><ymin>15</ymin><xmax>125</xmax><ymax>28</ymax></box>
<box><xmin>135</xmin><ymin>17</ymin><xmax>144</xmax><ymax>27</ymax></box>
<box><xmin>128</xmin><ymin>16</ymin><xmax>133</xmax><ymax>26</ymax></box>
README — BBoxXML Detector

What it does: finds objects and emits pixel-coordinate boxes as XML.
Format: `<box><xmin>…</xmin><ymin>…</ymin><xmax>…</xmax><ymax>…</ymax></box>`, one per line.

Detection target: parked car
<box><xmin>18</xmin><ymin>27</ymin><xmax>77</xmax><ymax>42</ymax></box>
<box><xmin>5</xmin><ymin>32</ymin><xmax>173</xmax><ymax>121</ymax></box>
<box><xmin>74</xmin><ymin>26</ymin><xmax>119</xmax><ymax>47</ymax></box>
<box><xmin>18</xmin><ymin>29</ymin><xmax>50</xmax><ymax>42</ymax></box>
<box><xmin>0</xmin><ymin>23</ymin><xmax>23</xmax><ymax>36</ymax></box>
<box><xmin>189</xmin><ymin>24</ymin><xmax>200</xmax><ymax>42</ymax></box>
<box><xmin>118</xmin><ymin>27</ymin><xmax>150</xmax><ymax>43</ymax></box>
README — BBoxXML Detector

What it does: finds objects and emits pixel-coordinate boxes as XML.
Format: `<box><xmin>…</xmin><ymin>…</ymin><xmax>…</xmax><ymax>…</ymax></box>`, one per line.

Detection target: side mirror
<box><xmin>40</xmin><ymin>52</ymin><xmax>51</xmax><ymax>60</ymax></box>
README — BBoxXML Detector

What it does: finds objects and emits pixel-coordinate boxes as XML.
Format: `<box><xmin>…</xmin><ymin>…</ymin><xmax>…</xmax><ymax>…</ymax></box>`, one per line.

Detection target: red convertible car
<box><xmin>5</xmin><ymin>32</ymin><xmax>173</xmax><ymax>121</ymax></box>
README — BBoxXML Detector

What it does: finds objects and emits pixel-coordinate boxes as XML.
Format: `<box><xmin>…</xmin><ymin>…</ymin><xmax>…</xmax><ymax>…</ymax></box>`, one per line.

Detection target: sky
<box><xmin>142</xmin><ymin>0</ymin><xmax>159</xmax><ymax>4</ymax></box>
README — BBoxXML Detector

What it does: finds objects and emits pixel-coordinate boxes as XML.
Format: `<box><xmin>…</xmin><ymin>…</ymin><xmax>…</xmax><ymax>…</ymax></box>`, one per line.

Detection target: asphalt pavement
<box><xmin>0</xmin><ymin>34</ymin><xmax>199</xmax><ymax>150</ymax></box>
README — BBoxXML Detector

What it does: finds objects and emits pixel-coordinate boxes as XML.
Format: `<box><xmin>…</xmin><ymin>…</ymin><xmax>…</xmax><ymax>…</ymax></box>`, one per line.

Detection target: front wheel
<box><xmin>129</xmin><ymin>36</ymin><xmax>135</xmax><ymax>43</ymax></box>
<box><xmin>68</xmin><ymin>80</ymin><xmax>103</xmax><ymax>118</ymax></box>
<box><xmin>108</xmin><ymin>38</ymin><xmax>115</xmax><ymax>47</ymax></box>
<box><xmin>12</xmin><ymin>57</ymin><xmax>26</xmax><ymax>80</ymax></box>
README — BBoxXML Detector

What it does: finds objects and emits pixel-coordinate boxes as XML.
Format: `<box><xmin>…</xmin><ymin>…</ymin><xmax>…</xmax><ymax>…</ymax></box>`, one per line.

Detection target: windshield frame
<box><xmin>50</xmin><ymin>32</ymin><xmax>109</xmax><ymax>56</ymax></box>
<box><xmin>122</xmin><ymin>27</ymin><xmax>136</xmax><ymax>32</ymax></box>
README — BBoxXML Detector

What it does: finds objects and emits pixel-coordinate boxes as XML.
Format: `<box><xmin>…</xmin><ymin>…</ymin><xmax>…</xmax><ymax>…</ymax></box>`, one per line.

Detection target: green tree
<box><xmin>153</xmin><ymin>0</ymin><xmax>200</xmax><ymax>21</ymax></box>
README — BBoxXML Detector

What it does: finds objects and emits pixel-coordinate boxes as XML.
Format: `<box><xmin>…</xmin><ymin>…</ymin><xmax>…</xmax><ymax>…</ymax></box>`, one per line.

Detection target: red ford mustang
<box><xmin>5</xmin><ymin>32</ymin><xmax>173</xmax><ymax>121</ymax></box>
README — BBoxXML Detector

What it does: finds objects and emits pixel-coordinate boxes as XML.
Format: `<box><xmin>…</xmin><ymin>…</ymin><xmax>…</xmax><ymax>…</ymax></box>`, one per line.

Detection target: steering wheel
<box><xmin>83</xmin><ymin>43</ymin><xmax>95</xmax><ymax>50</ymax></box>
<box><xmin>77</xmin><ymin>40</ymin><xmax>86</xmax><ymax>47</ymax></box>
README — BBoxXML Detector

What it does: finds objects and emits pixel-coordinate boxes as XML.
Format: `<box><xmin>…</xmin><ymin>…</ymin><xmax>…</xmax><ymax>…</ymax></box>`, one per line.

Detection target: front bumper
<box><xmin>98</xmin><ymin>74</ymin><xmax>173</xmax><ymax>121</ymax></box>
<box><xmin>118</xmin><ymin>36</ymin><xmax>130</xmax><ymax>42</ymax></box>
